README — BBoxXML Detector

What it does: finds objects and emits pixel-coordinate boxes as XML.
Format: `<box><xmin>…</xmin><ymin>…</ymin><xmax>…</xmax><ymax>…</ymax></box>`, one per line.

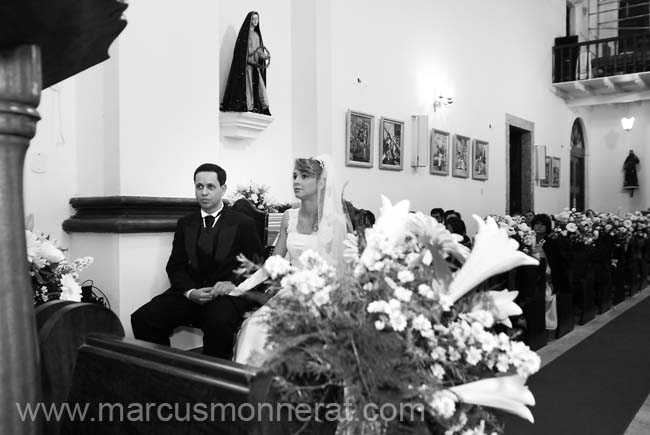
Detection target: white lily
<box><xmin>39</xmin><ymin>239</ymin><xmax>66</xmax><ymax>264</ymax></box>
<box><xmin>373</xmin><ymin>195</ymin><xmax>411</xmax><ymax>243</ymax></box>
<box><xmin>488</xmin><ymin>289</ymin><xmax>523</xmax><ymax>328</ymax></box>
<box><xmin>59</xmin><ymin>274</ymin><xmax>82</xmax><ymax>302</ymax></box>
<box><xmin>406</xmin><ymin>212</ymin><xmax>470</xmax><ymax>262</ymax></box>
<box><xmin>447</xmin><ymin>215</ymin><xmax>538</xmax><ymax>303</ymax></box>
<box><xmin>342</xmin><ymin>233</ymin><xmax>360</xmax><ymax>263</ymax></box>
<box><xmin>447</xmin><ymin>374</ymin><xmax>535</xmax><ymax>422</ymax></box>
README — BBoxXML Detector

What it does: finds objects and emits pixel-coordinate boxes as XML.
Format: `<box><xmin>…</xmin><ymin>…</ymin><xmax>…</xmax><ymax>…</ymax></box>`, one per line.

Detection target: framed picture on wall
<box><xmin>472</xmin><ymin>139</ymin><xmax>489</xmax><ymax>180</ymax></box>
<box><xmin>345</xmin><ymin>110</ymin><xmax>374</xmax><ymax>168</ymax></box>
<box><xmin>540</xmin><ymin>156</ymin><xmax>551</xmax><ymax>187</ymax></box>
<box><xmin>551</xmin><ymin>157</ymin><xmax>561</xmax><ymax>187</ymax></box>
<box><xmin>430</xmin><ymin>129</ymin><xmax>449</xmax><ymax>175</ymax></box>
<box><xmin>452</xmin><ymin>134</ymin><xmax>470</xmax><ymax>178</ymax></box>
<box><xmin>379</xmin><ymin>117</ymin><xmax>404</xmax><ymax>170</ymax></box>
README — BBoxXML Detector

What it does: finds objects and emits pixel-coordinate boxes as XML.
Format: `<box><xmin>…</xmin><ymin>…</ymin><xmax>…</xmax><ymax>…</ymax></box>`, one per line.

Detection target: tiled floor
<box><xmin>533</xmin><ymin>286</ymin><xmax>650</xmax><ymax>435</ymax></box>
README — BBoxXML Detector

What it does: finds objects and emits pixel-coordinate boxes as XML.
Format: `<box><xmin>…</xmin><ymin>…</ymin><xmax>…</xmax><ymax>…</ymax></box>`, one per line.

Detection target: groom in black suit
<box><xmin>131</xmin><ymin>163</ymin><xmax>265</xmax><ymax>358</ymax></box>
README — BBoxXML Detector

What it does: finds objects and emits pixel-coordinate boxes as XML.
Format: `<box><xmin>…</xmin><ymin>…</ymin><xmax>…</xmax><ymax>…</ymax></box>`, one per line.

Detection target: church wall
<box><xmin>575</xmin><ymin>102</ymin><xmax>650</xmax><ymax>213</ymax></box>
<box><xmin>24</xmin><ymin>81</ymin><xmax>79</xmax><ymax>244</ymax></box>
<box><xmin>325</xmin><ymin>0</ymin><xmax>573</xmax><ymax>233</ymax></box>
<box><xmin>117</xmin><ymin>0</ymin><xmax>221</xmax><ymax>197</ymax></box>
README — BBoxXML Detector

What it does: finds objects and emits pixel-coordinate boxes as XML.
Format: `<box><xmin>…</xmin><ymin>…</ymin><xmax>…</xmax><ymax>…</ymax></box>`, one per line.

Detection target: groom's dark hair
<box><xmin>194</xmin><ymin>163</ymin><xmax>226</xmax><ymax>186</ymax></box>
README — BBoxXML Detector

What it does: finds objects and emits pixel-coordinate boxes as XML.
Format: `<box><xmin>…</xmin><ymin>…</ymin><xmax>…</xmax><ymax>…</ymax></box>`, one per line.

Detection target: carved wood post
<box><xmin>0</xmin><ymin>44</ymin><xmax>42</xmax><ymax>434</ymax></box>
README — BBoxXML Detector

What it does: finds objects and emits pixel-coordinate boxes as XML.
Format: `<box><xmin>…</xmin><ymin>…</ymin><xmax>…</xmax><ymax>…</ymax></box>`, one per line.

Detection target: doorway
<box><xmin>570</xmin><ymin>118</ymin><xmax>586</xmax><ymax>210</ymax></box>
<box><xmin>506</xmin><ymin>114</ymin><xmax>534</xmax><ymax>215</ymax></box>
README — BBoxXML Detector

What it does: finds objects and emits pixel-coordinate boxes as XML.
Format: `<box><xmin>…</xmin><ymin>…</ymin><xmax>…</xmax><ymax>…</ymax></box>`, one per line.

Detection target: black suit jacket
<box><xmin>165</xmin><ymin>207</ymin><xmax>265</xmax><ymax>294</ymax></box>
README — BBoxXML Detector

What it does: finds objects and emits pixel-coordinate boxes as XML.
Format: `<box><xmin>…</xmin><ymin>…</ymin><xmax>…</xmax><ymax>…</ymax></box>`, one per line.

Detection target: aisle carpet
<box><xmin>502</xmin><ymin>294</ymin><xmax>650</xmax><ymax>435</ymax></box>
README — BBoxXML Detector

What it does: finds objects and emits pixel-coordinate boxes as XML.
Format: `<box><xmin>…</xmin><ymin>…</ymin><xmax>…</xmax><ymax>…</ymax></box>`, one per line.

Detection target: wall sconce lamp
<box><xmin>621</xmin><ymin>116</ymin><xmax>635</xmax><ymax>131</ymax></box>
<box><xmin>534</xmin><ymin>145</ymin><xmax>547</xmax><ymax>181</ymax></box>
<box><xmin>433</xmin><ymin>95</ymin><xmax>454</xmax><ymax>112</ymax></box>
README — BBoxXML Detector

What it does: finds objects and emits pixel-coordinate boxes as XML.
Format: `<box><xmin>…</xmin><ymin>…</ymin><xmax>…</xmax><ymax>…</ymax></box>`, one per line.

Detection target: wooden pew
<box><xmin>591</xmin><ymin>242</ymin><xmax>613</xmax><ymax>313</ymax></box>
<box><xmin>62</xmin><ymin>335</ymin><xmax>338</xmax><ymax>435</ymax></box>
<box><xmin>35</xmin><ymin>301</ymin><xmax>125</xmax><ymax>435</ymax></box>
<box><xmin>569</xmin><ymin>249</ymin><xmax>596</xmax><ymax>325</ymax></box>
<box><xmin>265</xmin><ymin>213</ymin><xmax>284</xmax><ymax>256</ymax></box>
<box><xmin>514</xmin><ymin>263</ymin><xmax>547</xmax><ymax>351</ymax></box>
<box><xmin>612</xmin><ymin>244</ymin><xmax>628</xmax><ymax>305</ymax></box>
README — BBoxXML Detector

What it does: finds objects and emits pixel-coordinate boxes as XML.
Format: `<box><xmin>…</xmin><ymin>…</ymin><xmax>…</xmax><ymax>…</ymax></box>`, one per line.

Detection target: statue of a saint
<box><xmin>623</xmin><ymin>149</ymin><xmax>640</xmax><ymax>197</ymax></box>
<box><xmin>221</xmin><ymin>11</ymin><xmax>271</xmax><ymax>115</ymax></box>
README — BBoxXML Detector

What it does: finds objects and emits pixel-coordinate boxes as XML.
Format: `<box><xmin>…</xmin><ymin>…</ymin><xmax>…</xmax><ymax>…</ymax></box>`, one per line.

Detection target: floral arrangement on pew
<box><xmin>232</xmin><ymin>181</ymin><xmax>272</xmax><ymax>211</ymax></box>
<box><xmin>591</xmin><ymin>213</ymin><xmax>632</xmax><ymax>248</ymax></box>
<box><xmin>549</xmin><ymin>208</ymin><xmax>596</xmax><ymax>247</ymax></box>
<box><xmin>243</xmin><ymin>196</ymin><xmax>541</xmax><ymax>434</ymax></box>
<box><xmin>26</xmin><ymin>228</ymin><xmax>93</xmax><ymax>306</ymax></box>
<box><xmin>625</xmin><ymin>212</ymin><xmax>650</xmax><ymax>240</ymax></box>
<box><xmin>231</xmin><ymin>181</ymin><xmax>293</xmax><ymax>213</ymax></box>
<box><xmin>490</xmin><ymin>215</ymin><xmax>537</xmax><ymax>254</ymax></box>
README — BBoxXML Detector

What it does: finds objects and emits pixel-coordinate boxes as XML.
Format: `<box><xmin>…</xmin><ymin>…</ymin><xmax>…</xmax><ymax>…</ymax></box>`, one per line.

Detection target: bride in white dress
<box><xmin>234</xmin><ymin>155</ymin><xmax>348</xmax><ymax>365</ymax></box>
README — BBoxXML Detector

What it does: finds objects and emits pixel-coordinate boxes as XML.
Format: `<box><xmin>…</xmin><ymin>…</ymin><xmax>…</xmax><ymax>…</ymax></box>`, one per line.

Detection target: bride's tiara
<box><xmin>309</xmin><ymin>158</ymin><xmax>324</xmax><ymax>169</ymax></box>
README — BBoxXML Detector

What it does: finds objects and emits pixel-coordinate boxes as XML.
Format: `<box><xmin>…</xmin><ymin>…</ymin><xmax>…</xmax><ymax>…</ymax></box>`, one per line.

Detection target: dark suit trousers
<box><xmin>131</xmin><ymin>292</ymin><xmax>259</xmax><ymax>359</ymax></box>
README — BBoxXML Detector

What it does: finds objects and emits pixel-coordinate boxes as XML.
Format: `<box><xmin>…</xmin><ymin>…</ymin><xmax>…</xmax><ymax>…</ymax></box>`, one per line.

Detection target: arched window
<box><xmin>571</xmin><ymin>119</ymin><xmax>585</xmax><ymax>149</ymax></box>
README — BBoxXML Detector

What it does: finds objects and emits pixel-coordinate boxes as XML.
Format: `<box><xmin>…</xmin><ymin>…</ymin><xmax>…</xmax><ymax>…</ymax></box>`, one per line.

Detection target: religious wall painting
<box><xmin>472</xmin><ymin>139</ymin><xmax>488</xmax><ymax>180</ymax></box>
<box><xmin>379</xmin><ymin>117</ymin><xmax>404</xmax><ymax>171</ymax></box>
<box><xmin>540</xmin><ymin>156</ymin><xmax>551</xmax><ymax>187</ymax></box>
<box><xmin>551</xmin><ymin>157</ymin><xmax>561</xmax><ymax>188</ymax></box>
<box><xmin>346</xmin><ymin>110</ymin><xmax>374</xmax><ymax>168</ymax></box>
<box><xmin>452</xmin><ymin>134</ymin><xmax>470</xmax><ymax>178</ymax></box>
<box><xmin>430</xmin><ymin>129</ymin><xmax>449</xmax><ymax>175</ymax></box>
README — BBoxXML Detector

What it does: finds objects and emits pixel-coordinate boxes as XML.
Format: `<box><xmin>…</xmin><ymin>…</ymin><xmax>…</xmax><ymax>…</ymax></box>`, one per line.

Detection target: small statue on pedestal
<box><xmin>623</xmin><ymin>149</ymin><xmax>640</xmax><ymax>197</ymax></box>
<box><xmin>221</xmin><ymin>11</ymin><xmax>271</xmax><ymax>115</ymax></box>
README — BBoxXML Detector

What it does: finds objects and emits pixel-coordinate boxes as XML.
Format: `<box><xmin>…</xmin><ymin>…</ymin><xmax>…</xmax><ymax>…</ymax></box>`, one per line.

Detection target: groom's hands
<box><xmin>211</xmin><ymin>281</ymin><xmax>236</xmax><ymax>297</ymax></box>
<box><xmin>187</xmin><ymin>287</ymin><xmax>215</xmax><ymax>304</ymax></box>
<box><xmin>187</xmin><ymin>281</ymin><xmax>236</xmax><ymax>304</ymax></box>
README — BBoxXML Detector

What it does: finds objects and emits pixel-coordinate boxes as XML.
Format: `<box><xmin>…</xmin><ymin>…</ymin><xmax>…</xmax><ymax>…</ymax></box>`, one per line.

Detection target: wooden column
<box><xmin>0</xmin><ymin>44</ymin><xmax>42</xmax><ymax>434</ymax></box>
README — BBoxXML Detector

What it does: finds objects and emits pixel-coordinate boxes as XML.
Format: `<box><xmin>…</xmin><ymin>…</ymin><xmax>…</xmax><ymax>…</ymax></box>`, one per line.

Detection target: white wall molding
<box><xmin>219</xmin><ymin>111</ymin><xmax>274</xmax><ymax>140</ymax></box>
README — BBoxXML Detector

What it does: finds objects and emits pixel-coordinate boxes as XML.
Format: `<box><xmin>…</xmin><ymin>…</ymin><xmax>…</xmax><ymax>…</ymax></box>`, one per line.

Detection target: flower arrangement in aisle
<box><xmin>242</xmin><ymin>196</ymin><xmax>541</xmax><ymax>434</ymax></box>
<box><xmin>26</xmin><ymin>228</ymin><xmax>93</xmax><ymax>306</ymax></box>
<box><xmin>549</xmin><ymin>208</ymin><xmax>596</xmax><ymax>247</ymax></box>
<box><xmin>490</xmin><ymin>215</ymin><xmax>537</xmax><ymax>254</ymax></box>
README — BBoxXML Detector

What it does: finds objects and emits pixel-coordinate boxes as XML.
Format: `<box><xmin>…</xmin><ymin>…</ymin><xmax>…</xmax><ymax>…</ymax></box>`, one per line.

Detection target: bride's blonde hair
<box><xmin>294</xmin><ymin>158</ymin><xmax>324</xmax><ymax>179</ymax></box>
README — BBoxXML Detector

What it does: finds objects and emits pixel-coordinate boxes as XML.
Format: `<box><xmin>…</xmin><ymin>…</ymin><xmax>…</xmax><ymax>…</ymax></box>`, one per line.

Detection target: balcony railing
<box><xmin>553</xmin><ymin>33</ymin><xmax>650</xmax><ymax>83</ymax></box>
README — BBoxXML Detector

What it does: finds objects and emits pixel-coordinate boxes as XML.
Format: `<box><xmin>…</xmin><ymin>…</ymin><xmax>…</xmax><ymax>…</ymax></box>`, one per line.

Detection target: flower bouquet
<box><xmin>625</xmin><ymin>212</ymin><xmax>650</xmax><ymax>240</ymax></box>
<box><xmin>490</xmin><ymin>215</ymin><xmax>537</xmax><ymax>255</ymax></box>
<box><xmin>242</xmin><ymin>196</ymin><xmax>540</xmax><ymax>434</ymax></box>
<box><xmin>549</xmin><ymin>209</ymin><xmax>596</xmax><ymax>247</ymax></box>
<box><xmin>26</xmin><ymin>229</ymin><xmax>93</xmax><ymax>305</ymax></box>
<box><xmin>232</xmin><ymin>181</ymin><xmax>273</xmax><ymax>211</ymax></box>
<box><xmin>591</xmin><ymin>213</ymin><xmax>631</xmax><ymax>248</ymax></box>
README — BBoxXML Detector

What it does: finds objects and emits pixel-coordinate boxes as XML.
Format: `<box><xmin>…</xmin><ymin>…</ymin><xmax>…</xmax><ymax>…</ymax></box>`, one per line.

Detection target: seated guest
<box><xmin>444</xmin><ymin>209</ymin><xmax>461</xmax><ymax>221</ymax></box>
<box><xmin>358</xmin><ymin>209</ymin><xmax>375</xmax><ymax>228</ymax></box>
<box><xmin>524</xmin><ymin>210</ymin><xmax>535</xmax><ymax>226</ymax></box>
<box><xmin>530</xmin><ymin>213</ymin><xmax>557</xmax><ymax>331</ymax></box>
<box><xmin>531</xmin><ymin>213</ymin><xmax>552</xmax><ymax>253</ymax></box>
<box><xmin>131</xmin><ymin>163</ymin><xmax>265</xmax><ymax>359</ymax></box>
<box><xmin>445</xmin><ymin>216</ymin><xmax>471</xmax><ymax>248</ymax></box>
<box><xmin>430</xmin><ymin>207</ymin><xmax>445</xmax><ymax>223</ymax></box>
<box><xmin>231</xmin><ymin>198</ymin><xmax>267</xmax><ymax>244</ymax></box>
